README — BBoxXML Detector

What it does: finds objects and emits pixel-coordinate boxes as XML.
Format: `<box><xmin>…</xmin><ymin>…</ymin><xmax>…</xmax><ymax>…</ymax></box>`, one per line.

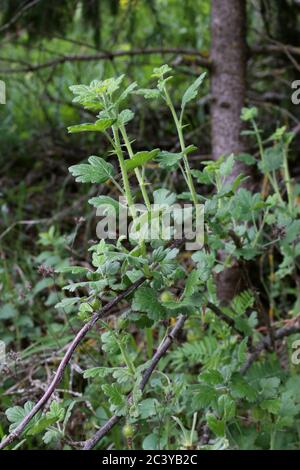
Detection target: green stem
<box><xmin>120</xmin><ymin>125</ymin><xmax>151</xmax><ymax>210</ymax></box>
<box><xmin>115</xmin><ymin>127</ymin><xmax>150</xmax><ymax>256</ymax></box>
<box><xmin>252</xmin><ymin>119</ymin><xmax>284</xmax><ymax>205</ymax></box>
<box><xmin>111</xmin><ymin>125</ymin><xmax>136</xmax><ymax>219</ymax></box>
<box><xmin>164</xmin><ymin>87</ymin><xmax>198</xmax><ymax>207</ymax></box>
<box><xmin>283</xmin><ymin>143</ymin><xmax>293</xmax><ymax>213</ymax></box>
<box><xmin>145</xmin><ymin>328</ymin><xmax>153</xmax><ymax>359</ymax></box>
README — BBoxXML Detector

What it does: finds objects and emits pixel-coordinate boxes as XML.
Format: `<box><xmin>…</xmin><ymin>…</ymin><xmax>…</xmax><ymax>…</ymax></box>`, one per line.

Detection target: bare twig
<box><xmin>0</xmin><ymin>48</ymin><xmax>211</xmax><ymax>74</ymax></box>
<box><xmin>240</xmin><ymin>316</ymin><xmax>300</xmax><ymax>374</ymax></box>
<box><xmin>82</xmin><ymin>314</ymin><xmax>186</xmax><ymax>450</ymax></box>
<box><xmin>0</xmin><ymin>0</ymin><xmax>41</xmax><ymax>33</ymax></box>
<box><xmin>252</xmin><ymin>43</ymin><xmax>300</xmax><ymax>58</ymax></box>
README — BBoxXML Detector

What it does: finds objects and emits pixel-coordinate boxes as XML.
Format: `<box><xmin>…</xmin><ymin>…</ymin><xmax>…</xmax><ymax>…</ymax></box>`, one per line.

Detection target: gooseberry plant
<box><xmin>2</xmin><ymin>65</ymin><xmax>300</xmax><ymax>450</ymax></box>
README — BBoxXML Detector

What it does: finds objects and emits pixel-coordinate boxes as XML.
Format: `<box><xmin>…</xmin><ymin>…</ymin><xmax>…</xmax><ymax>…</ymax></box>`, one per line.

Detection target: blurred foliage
<box><xmin>0</xmin><ymin>0</ymin><xmax>300</xmax><ymax>451</ymax></box>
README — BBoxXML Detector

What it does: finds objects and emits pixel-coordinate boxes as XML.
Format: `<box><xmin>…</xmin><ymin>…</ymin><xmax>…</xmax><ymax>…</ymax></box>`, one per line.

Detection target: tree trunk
<box><xmin>210</xmin><ymin>0</ymin><xmax>251</xmax><ymax>304</ymax></box>
<box><xmin>211</xmin><ymin>0</ymin><xmax>247</xmax><ymax>160</ymax></box>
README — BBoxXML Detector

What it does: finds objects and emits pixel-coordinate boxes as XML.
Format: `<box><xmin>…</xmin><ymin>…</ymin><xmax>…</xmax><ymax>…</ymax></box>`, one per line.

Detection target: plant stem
<box><xmin>114</xmin><ymin>127</ymin><xmax>150</xmax><ymax>255</ymax></box>
<box><xmin>252</xmin><ymin>119</ymin><xmax>284</xmax><ymax>205</ymax></box>
<box><xmin>164</xmin><ymin>87</ymin><xmax>198</xmax><ymax>207</ymax></box>
<box><xmin>120</xmin><ymin>125</ymin><xmax>151</xmax><ymax>210</ymax></box>
<box><xmin>282</xmin><ymin>143</ymin><xmax>293</xmax><ymax>213</ymax></box>
<box><xmin>111</xmin><ymin>125</ymin><xmax>136</xmax><ymax>219</ymax></box>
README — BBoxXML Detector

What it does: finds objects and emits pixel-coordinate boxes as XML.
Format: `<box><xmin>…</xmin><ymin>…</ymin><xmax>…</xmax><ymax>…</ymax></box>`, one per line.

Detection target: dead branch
<box><xmin>0</xmin><ymin>48</ymin><xmax>211</xmax><ymax>74</ymax></box>
<box><xmin>82</xmin><ymin>314</ymin><xmax>186</xmax><ymax>450</ymax></box>
<box><xmin>0</xmin><ymin>276</ymin><xmax>145</xmax><ymax>450</ymax></box>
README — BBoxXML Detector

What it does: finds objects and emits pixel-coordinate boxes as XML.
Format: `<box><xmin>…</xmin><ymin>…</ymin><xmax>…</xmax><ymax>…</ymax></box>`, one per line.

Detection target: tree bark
<box><xmin>211</xmin><ymin>0</ymin><xmax>247</xmax><ymax>160</ymax></box>
<box><xmin>210</xmin><ymin>0</ymin><xmax>251</xmax><ymax>304</ymax></box>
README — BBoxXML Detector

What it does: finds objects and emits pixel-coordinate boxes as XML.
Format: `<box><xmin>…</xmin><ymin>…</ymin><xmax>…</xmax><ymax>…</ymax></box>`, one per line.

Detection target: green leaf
<box><xmin>56</xmin><ymin>266</ymin><xmax>90</xmax><ymax>275</ymax></box>
<box><xmin>132</xmin><ymin>287</ymin><xmax>167</xmax><ymax>320</ymax></box>
<box><xmin>156</xmin><ymin>151</ymin><xmax>182</xmax><ymax>168</ymax></box>
<box><xmin>102</xmin><ymin>383</ymin><xmax>127</xmax><ymax>416</ymax></box>
<box><xmin>112</xmin><ymin>368</ymin><xmax>133</xmax><ymax>385</ymax></box>
<box><xmin>231</xmin><ymin>374</ymin><xmax>257</xmax><ymax>402</ymax></box>
<box><xmin>236</xmin><ymin>153</ymin><xmax>257</xmax><ymax>166</ymax></box>
<box><xmin>206</xmin><ymin>413</ymin><xmax>225</xmax><ymax>437</ymax></box>
<box><xmin>284</xmin><ymin>220</ymin><xmax>300</xmax><ymax>244</ymax></box>
<box><xmin>261</xmin><ymin>399</ymin><xmax>281</xmax><ymax>415</ymax></box>
<box><xmin>152</xmin><ymin>64</ymin><xmax>172</xmax><ymax>78</ymax></box>
<box><xmin>6</xmin><ymin>401</ymin><xmax>40</xmax><ymax>433</ymax></box>
<box><xmin>69</xmin><ymin>156</ymin><xmax>114</xmax><ymax>184</ymax></box>
<box><xmin>125</xmin><ymin>149</ymin><xmax>160</xmax><ymax>171</ymax></box>
<box><xmin>258</xmin><ymin>145</ymin><xmax>283</xmax><ymax>173</ymax></box>
<box><xmin>192</xmin><ymin>384</ymin><xmax>218</xmax><ymax>409</ymax></box>
<box><xmin>241</xmin><ymin>107</ymin><xmax>258</xmax><ymax>121</ymax></box>
<box><xmin>183</xmin><ymin>270</ymin><xmax>199</xmax><ymax>299</ymax></box>
<box><xmin>117</xmin><ymin>83</ymin><xmax>138</xmax><ymax>103</ymax></box>
<box><xmin>54</xmin><ymin>297</ymin><xmax>80</xmax><ymax>310</ymax></box>
<box><xmin>0</xmin><ymin>303</ymin><xmax>18</xmax><ymax>320</ymax></box>
<box><xmin>143</xmin><ymin>433</ymin><xmax>160</xmax><ymax>450</ymax></box>
<box><xmin>88</xmin><ymin>195</ymin><xmax>120</xmax><ymax>213</ymax></box>
<box><xmin>136</xmin><ymin>88</ymin><xmax>161</xmax><ymax>99</ymax></box>
<box><xmin>260</xmin><ymin>377</ymin><xmax>281</xmax><ymax>399</ymax></box>
<box><xmin>27</xmin><ymin>416</ymin><xmax>57</xmax><ymax>436</ymax></box>
<box><xmin>199</xmin><ymin>369</ymin><xmax>223</xmax><ymax>386</ymax></box>
<box><xmin>218</xmin><ymin>395</ymin><xmax>236</xmax><ymax>420</ymax></box>
<box><xmin>117</xmin><ymin>109</ymin><xmax>134</xmax><ymax>126</ymax></box>
<box><xmin>138</xmin><ymin>399</ymin><xmax>159</xmax><ymax>419</ymax></box>
<box><xmin>47</xmin><ymin>401</ymin><xmax>65</xmax><ymax>421</ymax></box>
<box><xmin>84</xmin><ymin>367</ymin><xmax>111</xmax><ymax>379</ymax></box>
<box><xmin>67</xmin><ymin>118</ymin><xmax>115</xmax><ymax>133</ymax></box>
<box><xmin>153</xmin><ymin>188</ymin><xmax>176</xmax><ymax>205</ymax></box>
<box><xmin>42</xmin><ymin>429</ymin><xmax>61</xmax><ymax>444</ymax></box>
<box><xmin>219</xmin><ymin>154</ymin><xmax>234</xmax><ymax>178</ymax></box>
<box><xmin>181</xmin><ymin>72</ymin><xmax>206</xmax><ymax>111</ymax></box>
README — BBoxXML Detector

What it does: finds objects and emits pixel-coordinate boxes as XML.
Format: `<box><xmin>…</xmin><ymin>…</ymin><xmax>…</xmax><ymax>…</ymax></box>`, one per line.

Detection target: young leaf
<box><xmin>258</xmin><ymin>145</ymin><xmax>283</xmax><ymax>173</ymax></box>
<box><xmin>6</xmin><ymin>401</ymin><xmax>40</xmax><ymax>433</ymax></box>
<box><xmin>117</xmin><ymin>109</ymin><xmax>134</xmax><ymax>126</ymax></box>
<box><xmin>241</xmin><ymin>107</ymin><xmax>258</xmax><ymax>121</ymax></box>
<box><xmin>153</xmin><ymin>188</ymin><xmax>176</xmax><ymax>205</ymax></box>
<box><xmin>152</xmin><ymin>64</ymin><xmax>172</xmax><ymax>78</ymax></box>
<box><xmin>102</xmin><ymin>383</ymin><xmax>127</xmax><ymax>416</ymax></box>
<box><xmin>69</xmin><ymin>156</ymin><xmax>114</xmax><ymax>184</ymax></box>
<box><xmin>67</xmin><ymin>118</ymin><xmax>115</xmax><ymax>134</ymax></box>
<box><xmin>181</xmin><ymin>72</ymin><xmax>206</xmax><ymax>111</ymax></box>
<box><xmin>125</xmin><ymin>149</ymin><xmax>160</xmax><ymax>171</ymax></box>
<box><xmin>88</xmin><ymin>195</ymin><xmax>120</xmax><ymax>213</ymax></box>
<box><xmin>219</xmin><ymin>154</ymin><xmax>235</xmax><ymax>178</ymax></box>
<box><xmin>132</xmin><ymin>287</ymin><xmax>167</xmax><ymax>320</ymax></box>
<box><xmin>136</xmin><ymin>88</ymin><xmax>161</xmax><ymax>100</ymax></box>
<box><xmin>156</xmin><ymin>151</ymin><xmax>182</xmax><ymax>168</ymax></box>
<box><xmin>117</xmin><ymin>82</ymin><xmax>138</xmax><ymax>103</ymax></box>
<box><xmin>206</xmin><ymin>414</ymin><xmax>225</xmax><ymax>437</ymax></box>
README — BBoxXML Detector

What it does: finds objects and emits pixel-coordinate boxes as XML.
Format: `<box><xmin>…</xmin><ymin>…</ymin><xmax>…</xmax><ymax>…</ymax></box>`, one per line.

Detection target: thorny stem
<box><xmin>120</xmin><ymin>125</ymin><xmax>151</xmax><ymax>211</ymax></box>
<box><xmin>282</xmin><ymin>142</ymin><xmax>293</xmax><ymax>214</ymax></box>
<box><xmin>111</xmin><ymin>125</ymin><xmax>136</xmax><ymax>219</ymax></box>
<box><xmin>163</xmin><ymin>87</ymin><xmax>198</xmax><ymax>207</ymax></box>
<box><xmin>251</xmin><ymin>119</ymin><xmax>284</xmax><ymax>205</ymax></box>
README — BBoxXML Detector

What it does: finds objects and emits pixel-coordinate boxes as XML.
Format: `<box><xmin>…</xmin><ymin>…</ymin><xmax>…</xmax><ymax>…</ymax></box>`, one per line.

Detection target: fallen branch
<box><xmin>82</xmin><ymin>314</ymin><xmax>187</xmax><ymax>450</ymax></box>
<box><xmin>0</xmin><ymin>276</ymin><xmax>145</xmax><ymax>450</ymax></box>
